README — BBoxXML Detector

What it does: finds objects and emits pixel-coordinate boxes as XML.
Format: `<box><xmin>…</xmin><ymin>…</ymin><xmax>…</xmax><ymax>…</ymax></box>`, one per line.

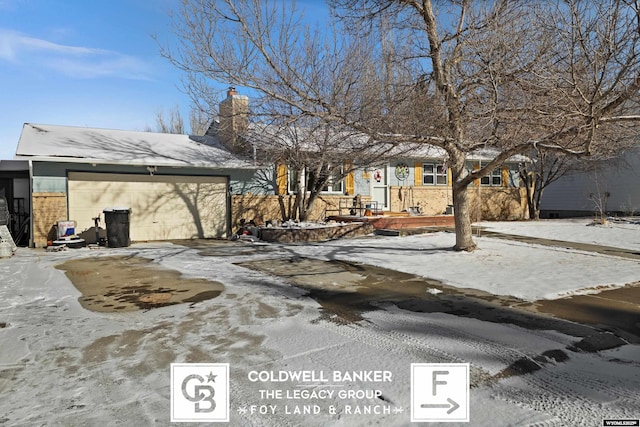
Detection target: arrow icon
<box><xmin>421</xmin><ymin>398</ymin><xmax>460</xmax><ymax>414</ymax></box>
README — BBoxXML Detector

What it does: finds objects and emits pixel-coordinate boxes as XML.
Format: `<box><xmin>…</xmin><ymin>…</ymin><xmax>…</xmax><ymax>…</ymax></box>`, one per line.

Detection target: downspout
<box><xmin>28</xmin><ymin>159</ymin><xmax>34</xmax><ymax>248</ymax></box>
<box><xmin>226</xmin><ymin>178</ymin><xmax>233</xmax><ymax>238</ymax></box>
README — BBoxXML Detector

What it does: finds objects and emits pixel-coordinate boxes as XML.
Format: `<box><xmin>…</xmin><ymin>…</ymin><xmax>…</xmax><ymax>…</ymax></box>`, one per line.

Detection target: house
<box><xmin>541</xmin><ymin>150</ymin><xmax>640</xmax><ymax>218</ymax></box>
<box><xmin>212</xmin><ymin>88</ymin><xmax>529</xmax><ymax>224</ymax></box>
<box><xmin>8</xmin><ymin>89</ymin><xmax>528</xmax><ymax>249</ymax></box>
<box><xmin>14</xmin><ymin>123</ymin><xmax>258</xmax><ymax>248</ymax></box>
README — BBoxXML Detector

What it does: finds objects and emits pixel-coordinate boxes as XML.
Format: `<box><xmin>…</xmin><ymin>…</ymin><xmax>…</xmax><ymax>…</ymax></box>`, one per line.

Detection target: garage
<box><xmin>68</xmin><ymin>172</ymin><xmax>228</xmax><ymax>241</ymax></box>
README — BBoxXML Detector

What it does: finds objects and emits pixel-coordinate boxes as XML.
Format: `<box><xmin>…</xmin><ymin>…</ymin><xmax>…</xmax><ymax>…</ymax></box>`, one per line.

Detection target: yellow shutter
<box><xmin>344</xmin><ymin>162</ymin><xmax>354</xmax><ymax>195</ymax></box>
<box><xmin>414</xmin><ymin>162</ymin><xmax>422</xmax><ymax>186</ymax></box>
<box><xmin>276</xmin><ymin>163</ymin><xmax>288</xmax><ymax>195</ymax></box>
<box><xmin>502</xmin><ymin>166</ymin><xmax>509</xmax><ymax>187</ymax></box>
<box><xmin>473</xmin><ymin>163</ymin><xmax>480</xmax><ymax>186</ymax></box>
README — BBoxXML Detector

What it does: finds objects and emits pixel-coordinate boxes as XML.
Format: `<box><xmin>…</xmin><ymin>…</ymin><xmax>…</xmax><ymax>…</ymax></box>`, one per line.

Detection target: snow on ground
<box><xmin>1</xmin><ymin>219</ymin><xmax>639</xmax><ymax>426</ymax></box>
<box><xmin>479</xmin><ymin>217</ymin><xmax>640</xmax><ymax>251</ymax></box>
<box><xmin>289</xmin><ymin>219</ymin><xmax>640</xmax><ymax>301</ymax></box>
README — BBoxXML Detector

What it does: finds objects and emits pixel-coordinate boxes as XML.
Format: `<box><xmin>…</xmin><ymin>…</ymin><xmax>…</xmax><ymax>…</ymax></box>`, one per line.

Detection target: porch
<box><xmin>327</xmin><ymin>212</ymin><xmax>455</xmax><ymax>230</ymax></box>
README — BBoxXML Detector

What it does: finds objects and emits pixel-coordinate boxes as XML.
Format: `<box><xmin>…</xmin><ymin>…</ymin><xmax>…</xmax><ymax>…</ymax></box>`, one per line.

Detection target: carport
<box><xmin>0</xmin><ymin>160</ymin><xmax>30</xmax><ymax>246</ymax></box>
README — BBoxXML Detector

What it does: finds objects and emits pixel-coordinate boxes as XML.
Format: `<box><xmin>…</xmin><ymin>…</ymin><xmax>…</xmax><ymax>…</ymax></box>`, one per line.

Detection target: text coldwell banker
<box><xmin>247</xmin><ymin>370</ymin><xmax>393</xmax><ymax>383</ymax></box>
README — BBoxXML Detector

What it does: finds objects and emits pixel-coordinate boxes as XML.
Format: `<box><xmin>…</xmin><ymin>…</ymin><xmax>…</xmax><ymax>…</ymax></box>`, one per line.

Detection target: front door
<box><xmin>370</xmin><ymin>165</ymin><xmax>389</xmax><ymax>211</ymax></box>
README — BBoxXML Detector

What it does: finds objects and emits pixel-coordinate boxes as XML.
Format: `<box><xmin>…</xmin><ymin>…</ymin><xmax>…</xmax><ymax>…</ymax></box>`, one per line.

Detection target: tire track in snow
<box><xmin>309</xmin><ymin>305</ymin><xmax>640</xmax><ymax>426</ymax></box>
<box><xmin>491</xmin><ymin>357</ymin><xmax>640</xmax><ymax>426</ymax></box>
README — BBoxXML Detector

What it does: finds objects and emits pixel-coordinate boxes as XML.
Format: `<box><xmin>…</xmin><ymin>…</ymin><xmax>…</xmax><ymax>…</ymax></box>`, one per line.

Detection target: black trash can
<box><xmin>103</xmin><ymin>208</ymin><xmax>131</xmax><ymax>248</ymax></box>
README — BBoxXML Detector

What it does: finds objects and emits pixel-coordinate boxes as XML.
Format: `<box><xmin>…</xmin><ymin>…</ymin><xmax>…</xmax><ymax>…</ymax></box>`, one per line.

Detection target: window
<box><xmin>422</xmin><ymin>163</ymin><xmax>448</xmax><ymax>185</ymax></box>
<box><xmin>288</xmin><ymin>168</ymin><xmax>301</xmax><ymax>193</ymax></box>
<box><xmin>321</xmin><ymin>165</ymin><xmax>343</xmax><ymax>193</ymax></box>
<box><xmin>287</xmin><ymin>165</ymin><xmax>343</xmax><ymax>193</ymax></box>
<box><xmin>481</xmin><ymin>169</ymin><xmax>502</xmax><ymax>186</ymax></box>
<box><xmin>322</xmin><ymin>176</ymin><xmax>343</xmax><ymax>193</ymax></box>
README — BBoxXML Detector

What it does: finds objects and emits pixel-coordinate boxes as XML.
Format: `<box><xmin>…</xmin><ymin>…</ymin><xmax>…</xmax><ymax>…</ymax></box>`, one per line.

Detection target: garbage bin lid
<box><xmin>103</xmin><ymin>207</ymin><xmax>131</xmax><ymax>213</ymax></box>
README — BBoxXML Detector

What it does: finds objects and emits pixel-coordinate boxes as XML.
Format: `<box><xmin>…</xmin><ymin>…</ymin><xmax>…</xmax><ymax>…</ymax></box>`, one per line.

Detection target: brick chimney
<box><xmin>218</xmin><ymin>86</ymin><xmax>249</xmax><ymax>154</ymax></box>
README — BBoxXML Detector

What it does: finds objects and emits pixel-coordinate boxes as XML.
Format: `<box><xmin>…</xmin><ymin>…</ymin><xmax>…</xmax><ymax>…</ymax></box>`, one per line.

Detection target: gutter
<box><xmin>13</xmin><ymin>155</ymin><xmax>261</xmax><ymax>170</ymax></box>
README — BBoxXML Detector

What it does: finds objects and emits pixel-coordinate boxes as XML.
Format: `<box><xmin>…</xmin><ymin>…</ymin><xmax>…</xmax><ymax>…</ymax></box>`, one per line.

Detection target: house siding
<box><xmin>541</xmin><ymin>153</ymin><xmax>640</xmax><ymax>217</ymax></box>
<box><xmin>33</xmin><ymin>177</ymin><xmax>66</xmax><ymax>193</ymax></box>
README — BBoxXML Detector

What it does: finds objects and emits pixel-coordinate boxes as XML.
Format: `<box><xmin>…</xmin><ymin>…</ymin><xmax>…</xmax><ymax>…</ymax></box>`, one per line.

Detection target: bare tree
<box><xmin>332</xmin><ymin>0</ymin><xmax>640</xmax><ymax>249</ymax></box>
<box><xmin>189</xmin><ymin>107</ymin><xmax>210</xmax><ymax>136</ymax></box>
<box><xmin>251</xmin><ymin>113</ymin><xmax>394</xmax><ymax>221</ymax></box>
<box><xmin>145</xmin><ymin>105</ymin><xmax>210</xmax><ymax>136</ymax></box>
<box><xmin>145</xmin><ymin>106</ymin><xmax>185</xmax><ymax>134</ymax></box>
<box><xmin>162</xmin><ymin>0</ymin><xmax>395</xmax><ymax>222</ymax></box>
<box><xmin>163</xmin><ymin>0</ymin><xmax>640</xmax><ymax>250</ymax></box>
<box><xmin>519</xmin><ymin>150</ymin><xmax>577</xmax><ymax>220</ymax></box>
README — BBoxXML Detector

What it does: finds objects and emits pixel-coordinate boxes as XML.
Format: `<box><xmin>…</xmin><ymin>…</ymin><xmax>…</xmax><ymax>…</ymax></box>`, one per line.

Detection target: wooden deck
<box><xmin>327</xmin><ymin>213</ymin><xmax>455</xmax><ymax>230</ymax></box>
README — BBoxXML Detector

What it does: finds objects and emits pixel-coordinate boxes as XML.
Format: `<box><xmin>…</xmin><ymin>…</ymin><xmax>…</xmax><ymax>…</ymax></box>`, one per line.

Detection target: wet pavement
<box><xmin>229</xmin><ymin>227</ymin><xmax>640</xmax><ymax>346</ymax></box>
<box><xmin>61</xmin><ymin>230</ymin><xmax>640</xmax><ymax>345</ymax></box>
<box><xmin>238</xmin><ymin>256</ymin><xmax>639</xmax><ymax>347</ymax></box>
<box><xmin>56</xmin><ymin>255</ymin><xmax>224</xmax><ymax>312</ymax></box>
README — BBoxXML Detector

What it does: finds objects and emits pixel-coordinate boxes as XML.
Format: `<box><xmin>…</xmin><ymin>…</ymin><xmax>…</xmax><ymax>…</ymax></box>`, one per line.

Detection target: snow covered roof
<box><xmin>390</xmin><ymin>144</ymin><xmax>529</xmax><ymax>163</ymax></box>
<box><xmin>246</xmin><ymin>123</ymin><xmax>528</xmax><ymax>163</ymax></box>
<box><xmin>15</xmin><ymin>123</ymin><xmax>257</xmax><ymax>169</ymax></box>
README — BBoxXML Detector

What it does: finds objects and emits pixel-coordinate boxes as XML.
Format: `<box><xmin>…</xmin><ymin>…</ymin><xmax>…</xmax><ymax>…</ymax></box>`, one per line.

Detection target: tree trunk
<box><xmin>524</xmin><ymin>173</ymin><xmax>538</xmax><ymax>220</ymax></box>
<box><xmin>451</xmin><ymin>183</ymin><xmax>477</xmax><ymax>251</ymax></box>
<box><xmin>300</xmin><ymin>192</ymin><xmax>319</xmax><ymax>222</ymax></box>
<box><xmin>532</xmin><ymin>180</ymin><xmax>544</xmax><ymax>220</ymax></box>
<box><xmin>450</xmin><ymin>153</ymin><xmax>477</xmax><ymax>251</ymax></box>
<box><xmin>529</xmin><ymin>200</ymin><xmax>540</xmax><ymax>220</ymax></box>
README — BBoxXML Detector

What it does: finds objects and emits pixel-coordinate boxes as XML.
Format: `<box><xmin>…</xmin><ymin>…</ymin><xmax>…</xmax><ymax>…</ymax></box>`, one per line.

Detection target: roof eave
<box><xmin>14</xmin><ymin>155</ymin><xmax>261</xmax><ymax>170</ymax></box>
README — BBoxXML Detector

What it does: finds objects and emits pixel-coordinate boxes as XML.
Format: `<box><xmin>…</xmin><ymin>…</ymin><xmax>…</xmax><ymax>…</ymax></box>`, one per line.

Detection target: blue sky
<box><xmin>0</xmin><ymin>0</ymin><xmax>194</xmax><ymax>160</ymax></box>
<box><xmin>0</xmin><ymin>0</ymin><xmax>333</xmax><ymax>161</ymax></box>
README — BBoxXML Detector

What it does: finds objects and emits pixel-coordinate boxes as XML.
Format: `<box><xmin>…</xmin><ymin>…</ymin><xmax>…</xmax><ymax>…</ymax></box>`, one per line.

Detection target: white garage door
<box><xmin>68</xmin><ymin>172</ymin><xmax>228</xmax><ymax>241</ymax></box>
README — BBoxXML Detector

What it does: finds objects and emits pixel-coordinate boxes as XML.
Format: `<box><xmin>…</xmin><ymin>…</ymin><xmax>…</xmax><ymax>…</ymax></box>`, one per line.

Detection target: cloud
<box><xmin>0</xmin><ymin>28</ymin><xmax>154</xmax><ymax>80</ymax></box>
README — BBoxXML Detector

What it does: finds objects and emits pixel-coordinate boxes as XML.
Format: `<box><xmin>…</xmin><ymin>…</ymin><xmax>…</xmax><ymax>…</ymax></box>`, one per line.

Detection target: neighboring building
<box><xmin>541</xmin><ymin>151</ymin><xmax>640</xmax><ymax>218</ymax></box>
<box><xmin>14</xmin><ymin>123</ymin><xmax>257</xmax><ymax>248</ymax></box>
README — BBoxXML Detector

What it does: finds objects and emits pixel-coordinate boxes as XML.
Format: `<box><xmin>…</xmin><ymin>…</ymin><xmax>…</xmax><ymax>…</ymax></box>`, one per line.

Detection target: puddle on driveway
<box><xmin>526</xmin><ymin>285</ymin><xmax>640</xmax><ymax>343</ymax></box>
<box><xmin>238</xmin><ymin>257</ymin><xmax>446</xmax><ymax>323</ymax></box>
<box><xmin>238</xmin><ymin>257</ymin><xmax>640</xmax><ymax>344</ymax></box>
<box><xmin>56</xmin><ymin>256</ymin><xmax>224</xmax><ymax>312</ymax></box>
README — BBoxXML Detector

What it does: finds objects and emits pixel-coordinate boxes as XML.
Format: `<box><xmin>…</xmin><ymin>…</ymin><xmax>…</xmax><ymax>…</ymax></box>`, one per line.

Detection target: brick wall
<box><xmin>389</xmin><ymin>186</ymin><xmax>528</xmax><ymax>220</ymax></box>
<box><xmin>390</xmin><ymin>186</ymin><xmax>452</xmax><ymax>214</ymax></box>
<box><xmin>231</xmin><ymin>194</ymin><xmax>368</xmax><ymax>229</ymax></box>
<box><xmin>32</xmin><ymin>192</ymin><xmax>67</xmax><ymax>247</ymax></box>
<box><xmin>233</xmin><ymin>187</ymin><xmax>527</xmax><ymax>229</ymax></box>
<box><xmin>468</xmin><ymin>187</ymin><xmax>528</xmax><ymax>220</ymax></box>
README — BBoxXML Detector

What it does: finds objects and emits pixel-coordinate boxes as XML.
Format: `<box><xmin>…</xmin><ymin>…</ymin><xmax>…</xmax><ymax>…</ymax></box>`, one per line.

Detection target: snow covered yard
<box><xmin>0</xmin><ymin>218</ymin><xmax>639</xmax><ymax>426</ymax></box>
